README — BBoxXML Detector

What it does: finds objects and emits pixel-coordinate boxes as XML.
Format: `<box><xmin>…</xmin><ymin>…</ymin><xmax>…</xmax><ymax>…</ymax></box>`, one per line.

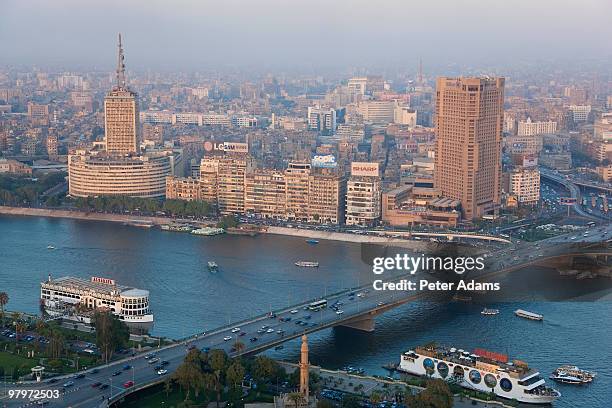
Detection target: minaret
<box><xmin>116</xmin><ymin>33</ymin><xmax>126</xmax><ymax>90</ymax></box>
<box><xmin>299</xmin><ymin>335</ymin><xmax>309</xmax><ymax>404</ymax></box>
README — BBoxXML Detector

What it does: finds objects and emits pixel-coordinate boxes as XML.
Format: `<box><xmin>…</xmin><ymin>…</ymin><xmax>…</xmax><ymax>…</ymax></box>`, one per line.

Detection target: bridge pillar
<box><xmin>339</xmin><ymin>315</ymin><xmax>375</xmax><ymax>332</ymax></box>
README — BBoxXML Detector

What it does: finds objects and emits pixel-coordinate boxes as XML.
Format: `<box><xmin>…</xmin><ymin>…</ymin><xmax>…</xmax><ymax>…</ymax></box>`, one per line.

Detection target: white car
<box><xmin>223</xmin><ymin>336</ymin><xmax>232</xmax><ymax>341</ymax></box>
<box><xmin>157</xmin><ymin>369</ymin><xmax>168</xmax><ymax>375</ymax></box>
<box><xmin>231</xmin><ymin>327</ymin><xmax>241</xmax><ymax>333</ymax></box>
<box><xmin>336</xmin><ymin>310</ymin><xmax>344</xmax><ymax>315</ymax></box>
<box><xmin>290</xmin><ymin>310</ymin><xmax>298</xmax><ymax>314</ymax></box>
<box><xmin>266</xmin><ymin>328</ymin><xmax>275</xmax><ymax>333</ymax></box>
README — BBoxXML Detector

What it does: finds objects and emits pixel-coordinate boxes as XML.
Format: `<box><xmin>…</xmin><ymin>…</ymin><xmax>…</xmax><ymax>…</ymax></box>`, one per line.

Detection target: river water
<box><xmin>0</xmin><ymin>215</ymin><xmax>610</xmax><ymax>407</ymax></box>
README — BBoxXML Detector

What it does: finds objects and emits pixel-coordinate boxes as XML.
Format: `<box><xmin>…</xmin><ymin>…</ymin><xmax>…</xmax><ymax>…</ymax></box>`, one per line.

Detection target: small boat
<box><xmin>549</xmin><ymin>372</ymin><xmax>585</xmax><ymax>384</ymax></box>
<box><xmin>481</xmin><ymin>308</ymin><xmax>499</xmax><ymax>316</ymax></box>
<box><xmin>514</xmin><ymin>309</ymin><xmax>543</xmax><ymax>321</ymax></box>
<box><xmin>306</xmin><ymin>239</ymin><xmax>319</xmax><ymax>244</ymax></box>
<box><xmin>295</xmin><ymin>261</ymin><xmax>319</xmax><ymax>267</ymax></box>
<box><xmin>47</xmin><ymin>245</ymin><xmax>56</xmax><ymax>250</ymax></box>
<box><xmin>550</xmin><ymin>365</ymin><xmax>596</xmax><ymax>384</ymax></box>
<box><xmin>207</xmin><ymin>261</ymin><xmax>219</xmax><ymax>273</ymax></box>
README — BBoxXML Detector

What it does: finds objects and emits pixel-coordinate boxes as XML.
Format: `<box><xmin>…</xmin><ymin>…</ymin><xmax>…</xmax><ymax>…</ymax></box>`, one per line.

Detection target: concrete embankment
<box><xmin>265</xmin><ymin>225</ymin><xmax>420</xmax><ymax>245</ymax></box>
<box><xmin>0</xmin><ymin>206</ymin><xmax>172</xmax><ymax>225</ymax></box>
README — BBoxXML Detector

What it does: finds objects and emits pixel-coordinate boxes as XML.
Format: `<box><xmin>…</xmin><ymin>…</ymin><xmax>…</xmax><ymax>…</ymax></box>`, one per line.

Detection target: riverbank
<box><xmin>0</xmin><ymin>206</ymin><xmax>175</xmax><ymax>225</ymax></box>
<box><xmin>0</xmin><ymin>206</ymin><xmax>416</xmax><ymax>245</ymax></box>
<box><xmin>278</xmin><ymin>361</ymin><xmax>513</xmax><ymax>408</ymax></box>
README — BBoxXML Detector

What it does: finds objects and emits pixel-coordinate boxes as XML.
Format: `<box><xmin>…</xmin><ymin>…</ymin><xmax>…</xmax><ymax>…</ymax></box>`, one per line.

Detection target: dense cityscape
<box><xmin>1</xmin><ymin>1</ymin><xmax>611</xmax><ymax>408</ymax></box>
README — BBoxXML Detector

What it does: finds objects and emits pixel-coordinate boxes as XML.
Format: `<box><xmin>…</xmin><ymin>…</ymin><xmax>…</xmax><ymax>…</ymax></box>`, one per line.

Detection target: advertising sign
<box><xmin>204</xmin><ymin>141</ymin><xmax>248</xmax><ymax>153</ymax></box>
<box><xmin>351</xmin><ymin>162</ymin><xmax>380</xmax><ymax>177</ymax></box>
<box><xmin>311</xmin><ymin>154</ymin><xmax>337</xmax><ymax>168</ymax></box>
<box><xmin>91</xmin><ymin>276</ymin><xmax>115</xmax><ymax>285</ymax></box>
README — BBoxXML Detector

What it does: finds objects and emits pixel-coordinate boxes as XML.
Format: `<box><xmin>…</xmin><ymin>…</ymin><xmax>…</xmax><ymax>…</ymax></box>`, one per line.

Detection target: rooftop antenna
<box><xmin>116</xmin><ymin>33</ymin><xmax>126</xmax><ymax>90</ymax></box>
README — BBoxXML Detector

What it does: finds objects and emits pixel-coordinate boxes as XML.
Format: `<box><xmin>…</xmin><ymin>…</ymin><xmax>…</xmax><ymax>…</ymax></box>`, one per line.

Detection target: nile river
<box><xmin>0</xmin><ymin>215</ymin><xmax>610</xmax><ymax>407</ymax></box>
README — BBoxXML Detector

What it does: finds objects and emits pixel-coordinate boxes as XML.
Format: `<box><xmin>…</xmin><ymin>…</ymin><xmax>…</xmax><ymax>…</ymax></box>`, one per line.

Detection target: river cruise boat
<box><xmin>207</xmin><ymin>261</ymin><xmax>219</xmax><ymax>273</ymax></box>
<box><xmin>481</xmin><ymin>308</ymin><xmax>499</xmax><ymax>316</ymax></box>
<box><xmin>161</xmin><ymin>223</ymin><xmax>193</xmax><ymax>233</ymax></box>
<box><xmin>191</xmin><ymin>227</ymin><xmax>225</xmax><ymax>236</ymax></box>
<box><xmin>40</xmin><ymin>275</ymin><xmax>153</xmax><ymax>333</ymax></box>
<box><xmin>515</xmin><ymin>309</ymin><xmax>543</xmax><ymax>321</ymax></box>
<box><xmin>550</xmin><ymin>365</ymin><xmax>595</xmax><ymax>384</ymax></box>
<box><xmin>295</xmin><ymin>261</ymin><xmax>319</xmax><ymax>267</ymax></box>
<box><xmin>398</xmin><ymin>344</ymin><xmax>560</xmax><ymax>404</ymax></box>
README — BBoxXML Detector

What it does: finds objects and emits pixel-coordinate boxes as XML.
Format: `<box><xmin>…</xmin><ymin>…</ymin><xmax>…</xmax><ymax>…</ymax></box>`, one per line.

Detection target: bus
<box><xmin>308</xmin><ymin>299</ymin><xmax>328</xmax><ymax>311</ymax></box>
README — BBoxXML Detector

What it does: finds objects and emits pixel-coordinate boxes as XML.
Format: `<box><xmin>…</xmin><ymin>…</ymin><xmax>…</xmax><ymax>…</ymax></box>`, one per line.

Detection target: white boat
<box><xmin>207</xmin><ymin>261</ymin><xmax>218</xmax><ymax>273</ymax></box>
<box><xmin>514</xmin><ymin>309</ymin><xmax>543</xmax><ymax>321</ymax></box>
<box><xmin>481</xmin><ymin>308</ymin><xmax>499</xmax><ymax>316</ymax></box>
<box><xmin>549</xmin><ymin>372</ymin><xmax>585</xmax><ymax>384</ymax></box>
<box><xmin>295</xmin><ymin>261</ymin><xmax>319</xmax><ymax>267</ymax></box>
<box><xmin>47</xmin><ymin>245</ymin><xmax>56</xmax><ymax>250</ymax></box>
<box><xmin>41</xmin><ymin>276</ymin><xmax>153</xmax><ymax>333</ymax></box>
<box><xmin>398</xmin><ymin>344</ymin><xmax>560</xmax><ymax>404</ymax></box>
<box><xmin>550</xmin><ymin>365</ymin><xmax>595</xmax><ymax>384</ymax></box>
<box><xmin>191</xmin><ymin>227</ymin><xmax>225</xmax><ymax>236</ymax></box>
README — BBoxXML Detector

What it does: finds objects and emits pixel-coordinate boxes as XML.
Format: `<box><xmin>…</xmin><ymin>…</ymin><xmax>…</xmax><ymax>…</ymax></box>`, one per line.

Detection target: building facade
<box><xmin>434</xmin><ymin>77</ymin><xmax>504</xmax><ymax>220</ymax></box>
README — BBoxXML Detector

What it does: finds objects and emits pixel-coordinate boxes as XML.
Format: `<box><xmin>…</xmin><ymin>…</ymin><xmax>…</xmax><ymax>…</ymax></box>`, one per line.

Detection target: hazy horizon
<box><xmin>2</xmin><ymin>0</ymin><xmax>612</xmax><ymax>72</ymax></box>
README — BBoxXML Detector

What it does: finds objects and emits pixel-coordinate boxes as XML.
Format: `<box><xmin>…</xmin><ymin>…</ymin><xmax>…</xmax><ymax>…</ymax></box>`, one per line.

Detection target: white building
<box><xmin>357</xmin><ymin>100</ymin><xmax>395</xmax><ymax>124</ymax></box>
<box><xmin>307</xmin><ymin>106</ymin><xmax>336</xmax><ymax>135</ymax></box>
<box><xmin>345</xmin><ymin>162</ymin><xmax>381</xmax><ymax>226</ymax></box>
<box><xmin>569</xmin><ymin>105</ymin><xmax>591</xmax><ymax>122</ymax></box>
<box><xmin>509</xmin><ymin>167</ymin><xmax>540</xmax><ymax>205</ymax></box>
<box><xmin>517</xmin><ymin>118</ymin><xmax>557</xmax><ymax>136</ymax></box>
<box><xmin>394</xmin><ymin>106</ymin><xmax>417</xmax><ymax>127</ymax></box>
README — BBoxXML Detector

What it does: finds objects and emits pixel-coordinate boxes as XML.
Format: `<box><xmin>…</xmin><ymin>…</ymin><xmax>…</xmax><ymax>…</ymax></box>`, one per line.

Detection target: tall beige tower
<box><xmin>104</xmin><ymin>34</ymin><xmax>140</xmax><ymax>155</ymax></box>
<box><xmin>434</xmin><ymin>77</ymin><xmax>504</xmax><ymax>220</ymax></box>
<box><xmin>299</xmin><ymin>334</ymin><xmax>309</xmax><ymax>403</ymax></box>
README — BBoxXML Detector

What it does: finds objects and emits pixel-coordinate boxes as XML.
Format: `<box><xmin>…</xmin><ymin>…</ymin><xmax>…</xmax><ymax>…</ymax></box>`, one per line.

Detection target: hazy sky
<box><xmin>1</xmin><ymin>0</ymin><xmax>611</xmax><ymax>71</ymax></box>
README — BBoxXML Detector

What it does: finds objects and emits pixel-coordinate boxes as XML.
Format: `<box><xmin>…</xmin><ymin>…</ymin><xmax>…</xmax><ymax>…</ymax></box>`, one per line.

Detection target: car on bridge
<box><xmin>123</xmin><ymin>381</ymin><xmax>134</xmax><ymax>388</ymax></box>
<box><xmin>223</xmin><ymin>336</ymin><xmax>232</xmax><ymax>341</ymax></box>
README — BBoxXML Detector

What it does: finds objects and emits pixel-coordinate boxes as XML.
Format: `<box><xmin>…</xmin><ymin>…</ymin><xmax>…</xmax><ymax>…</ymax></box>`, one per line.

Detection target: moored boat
<box><xmin>398</xmin><ymin>344</ymin><xmax>560</xmax><ymax>404</ymax></box>
<box><xmin>191</xmin><ymin>227</ymin><xmax>225</xmax><ymax>236</ymax></box>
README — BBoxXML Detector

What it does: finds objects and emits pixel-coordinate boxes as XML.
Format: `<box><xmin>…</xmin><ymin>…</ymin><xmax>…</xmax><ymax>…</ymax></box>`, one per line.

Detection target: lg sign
<box><xmin>204</xmin><ymin>141</ymin><xmax>248</xmax><ymax>153</ymax></box>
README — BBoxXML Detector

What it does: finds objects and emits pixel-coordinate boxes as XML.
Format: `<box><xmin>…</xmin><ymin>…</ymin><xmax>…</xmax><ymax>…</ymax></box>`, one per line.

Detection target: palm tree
<box><xmin>0</xmin><ymin>292</ymin><xmax>8</xmax><ymax>328</ymax></box>
<box><xmin>15</xmin><ymin>321</ymin><xmax>27</xmax><ymax>344</ymax></box>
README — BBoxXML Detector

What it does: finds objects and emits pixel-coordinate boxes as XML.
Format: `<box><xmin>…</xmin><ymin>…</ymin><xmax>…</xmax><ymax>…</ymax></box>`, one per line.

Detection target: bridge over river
<box><xmin>2</xmin><ymin>225</ymin><xmax>611</xmax><ymax>408</ymax></box>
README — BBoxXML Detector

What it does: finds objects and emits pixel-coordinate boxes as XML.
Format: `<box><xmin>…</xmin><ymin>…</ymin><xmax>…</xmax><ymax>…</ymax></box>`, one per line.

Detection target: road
<box><xmin>1</xmin><ymin>225</ymin><xmax>611</xmax><ymax>408</ymax></box>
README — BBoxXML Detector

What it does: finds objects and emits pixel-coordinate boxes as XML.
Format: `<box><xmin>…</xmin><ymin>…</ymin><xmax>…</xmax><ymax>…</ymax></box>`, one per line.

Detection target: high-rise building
<box><xmin>217</xmin><ymin>156</ymin><xmax>248</xmax><ymax>214</ymax></box>
<box><xmin>509</xmin><ymin>167</ymin><xmax>540</xmax><ymax>206</ymax></box>
<box><xmin>357</xmin><ymin>100</ymin><xmax>395</xmax><ymax>124</ymax></box>
<box><xmin>244</xmin><ymin>169</ymin><xmax>287</xmax><ymax>219</ymax></box>
<box><xmin>434</xmin><ymin>77</ymin><xmax>504</xmax><ymax>220</ymax></box>
<box><xmin>285</xmin><ymin>162</ymin><xmax>311</xmax><ymax>221</ymax></box>
<box><xmin>308</xmin><ymin>170</ymin><xmax>346</xmax><ymax>225</ymax></box>
<box><xmin>68</xmin><ymin>35</ymin><xmax>175</xmax><ymax>199</ymax></box>
<box><xmin>104</xmin><ymin>34</ymin><xmax>140</xmax><ymax>155</ymax></box>
<box><xmin>345</xmin><ymin>162</ymin><xmax>381</xmax><ymax>226</ymax></box>
<box><xmin>307</xmin><ymin>106</ymin><xmax>336</xmax><ymax>135</ymax></box>
<box><xmin>27</xmin><ymin>103</ymin><xmax>49</xmax><ymax>126</ymax></box>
